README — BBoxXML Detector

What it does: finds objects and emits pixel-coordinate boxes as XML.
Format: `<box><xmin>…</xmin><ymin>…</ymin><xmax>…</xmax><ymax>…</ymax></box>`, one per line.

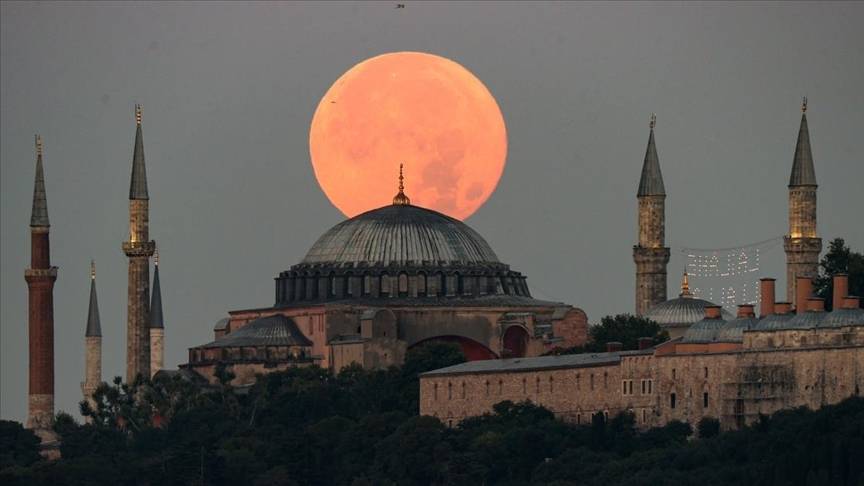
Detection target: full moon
<box><xmin>309</xmin><ymin>51</ymin><xmax>507</xmax><ymax>220</ymax></box>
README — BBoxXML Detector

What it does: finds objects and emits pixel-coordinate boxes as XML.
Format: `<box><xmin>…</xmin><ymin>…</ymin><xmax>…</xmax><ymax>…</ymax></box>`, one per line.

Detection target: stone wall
<box><xmin>420</xmin><ymin>335</ymin><xmax>864</xmax><ymax>431</ymax></box>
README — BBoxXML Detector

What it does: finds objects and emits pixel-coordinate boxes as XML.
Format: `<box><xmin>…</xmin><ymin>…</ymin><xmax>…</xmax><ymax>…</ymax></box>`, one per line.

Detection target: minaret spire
<box><xmin>149</xmin><ymin>246</ymin><xmax>165</xmax><ymax>378</ymax></box>
<box><xmin>784</xmin><ymin>97</ymin><xmax>821</xmax><ymax>303</ymax></box>
<box><xmin>31</xmin><ymin>135</ymin><xmax>49</xmax><ymax>227</ymax></box>
<box><xmin>130</xmin><ymin>104</ymin><xmax>149</xmax><ymax>200</ymax></box>
<box><xmin>123</xmin><ymin>104</ymin><xmax>155</xmax><ymax>382</ymax></box>
<box><xmin>633</xmin><ymin>114</ymin><xmax>670</xmax><ymax>315</ymax></box>
<box><xmin>86</xmin><ymin>260</ymin><xmax>101</xmax><ymax>337</ymax></box>
<box><xmin>25</xmin><ymin>134</ymin><xmax>58</xmax><ymax>433</ymax></box>
<box><xmin>392</xmin><ymin>163</ymin><xmax>411</xmax><ymax>205</ymax></box>
<box><xmin>82</xmin><ymin>260</ymin><xmax>102</xmax><ymax>419</ymax></box>
<box><xmin>637</xmin><ymin>114</ymin><xmax>665</xmax><ymax>197</ymax></box>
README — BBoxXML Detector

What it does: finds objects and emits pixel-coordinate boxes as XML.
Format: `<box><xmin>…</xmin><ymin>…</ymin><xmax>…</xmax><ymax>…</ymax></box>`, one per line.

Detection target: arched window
<box><xmin>461</xmin><ymin>382</ymin><xmax>466</xmax><ymax>399</ymax></box>
<box><xmin>380</xmin><ymin>273</ymin><xmax>391</xmax><ymax>295</ymax></box>
<box><xmin>522</xmin><ymin>378</ymin><xmax>527</xmax><ymax>394</ymax></box>
<box><xmin>590</xmin><ymin>374</ymin><xmax>595</xmax><ymax>390</ymax></box>
<box><xmin>670</xmin><ymin>392</ymin><xmax>677</xmax><ymax>409</ymax></box>
<box><xmin>417</xmin><ymin>272</ymin><xmax>427</xmax><ymax>296</ymax></box>
<box><xmin>434</xmin><ymin>383</ymin><xmax>438</xmax><ymax>401</ymax></box>
<box><xmin>363</xmin><ymin>274</ymin><xmax>372</xmax><ymax>295</ymax></box>
<box><xmin>399</xmin><ymin>273</ymin><xmax>408</xmax><ymax>294</ymax></box>
<box><xmin>703</xmin><ymin>392</ymin><xmax>709</xmax><ymax>408</ymax></box>
<box><xmin>485</xmin><ymin>380</ymin><xmax>490</xmax><ymax>397</ymax></box>
<box><xmin>576</xmin><ymin>373</ymin><xmax>581</xmax><ymax>390</ymax></box>
<box><xmin>448</xmin><ymin>382</ymin><xmax>452</xmax><ymax>400</ymax></box>
<box><xmin>329</xmin><ymin>273</ymin><xmax>337</xmax><ymax>297</ymax></box>
<box><xmin>536</xmin><ymin>376</ymin><xmax>541</xmax><ymax>394</ymax></box>
<box><xmin>498</xmin><ymin>379</ymin><xmax>503</xmax><ymax>395</ymax></box>
<box><xmin>604</xmin><ymin>371</ymin><xmax>608</xmax><ymax>389</ymax></box>
<box><xmin>549</xmin><ymin>376</ymin><xmax>554</xmax><ymax>393</ymax></box>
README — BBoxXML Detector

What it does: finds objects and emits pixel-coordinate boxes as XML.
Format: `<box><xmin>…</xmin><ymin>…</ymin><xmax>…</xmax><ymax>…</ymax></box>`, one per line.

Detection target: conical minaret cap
<box><xmin>150</xmin><ymin>249</ymin><xmax>164</xmax><ymax>329</ymax></box>
<box><xmin>637</xmin><ymin>114</ymin><xmax>665</xmax><ymax>197</ymax></box>
<box><xmin>789</xmin><ymin>97</ymin><xmax>817</xmax><ymax>187</ymax></box>
<box><xmin>30</xmin><ymin>135</ymin><xmax>50</xmax><ymax>227</ymax></box>
<box><xmin>129</xmin><ymin>104</ymin><xmax>150</xmax><ymax>200</ymax></box>
<box><xmin>85</xmin><ymin>260</ymin><xmax>102</xmax><ymax>337</ymax></box>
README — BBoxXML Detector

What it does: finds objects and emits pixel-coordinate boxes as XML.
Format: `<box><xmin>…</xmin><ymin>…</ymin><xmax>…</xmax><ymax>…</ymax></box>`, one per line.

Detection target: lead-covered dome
<box><xmin>300</xmin><ymin>204</ymin><xmax>500</xmax><ymax>267</ymax></box>
<box><xmin>274</xmin><ymin>194</ymin><xmax>535</xmax><ymax>306</ymax></box>
<box><xmin>644</xmin><ymin>273</ymin><xmax>731</xmax><ymax>338</ymax></box>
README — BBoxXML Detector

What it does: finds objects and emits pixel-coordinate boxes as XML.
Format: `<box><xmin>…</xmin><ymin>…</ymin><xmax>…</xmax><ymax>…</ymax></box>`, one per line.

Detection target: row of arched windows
<box><xmin>276</xmin><ymin>269</ymin><xmax>530</xmax><ymax>304</ymax></box>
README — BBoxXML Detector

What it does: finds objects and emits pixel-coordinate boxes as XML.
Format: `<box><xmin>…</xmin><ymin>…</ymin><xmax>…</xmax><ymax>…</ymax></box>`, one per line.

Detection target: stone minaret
<box><xmin>25</xmin><ymin>135</ymin><xmax>57</xmax><ymax>429</ymax></box>
<box><xmin>149</xmin><ymin>248</ymin><xmax>164</xmax><ymax>378</ymax></box>
<box><xmin>633</xmin><ymin>114</ymin><xmax>670</xmax><ymax>315</ymax></box>
<box><xmin>783</xmin><ymin>98</ymin><xmax>822</xmax><ymax>304</ymax></box>
<box><xmin>82</xmin><ymin>260</ymin><xmax>102</xmax><ymax>412</ymax></box>
<box><xmin>122</xmin><ymin>105</ymin><xmax>155</xmax><ymax>382</ymax></box>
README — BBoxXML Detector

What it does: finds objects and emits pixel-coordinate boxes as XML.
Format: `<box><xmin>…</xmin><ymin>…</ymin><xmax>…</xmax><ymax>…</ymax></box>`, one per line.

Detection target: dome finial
<box><xmin>680</xmin><ymin>270</ymin><xmax>693</xmax><ymax>298</ymax></box>
<box><xmin>801</xmin><ymin>96</ymin><xmax>807</xmax><ymax>113</ymax></box>
<box><xmin>392</xmin><ymin>162</ymin><xmax>411</xmax><ymax>205</ymax></box>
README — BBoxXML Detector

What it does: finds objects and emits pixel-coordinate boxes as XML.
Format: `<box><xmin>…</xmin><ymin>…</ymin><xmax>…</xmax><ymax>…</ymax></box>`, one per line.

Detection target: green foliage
<box><xmin>3</xmin><ymin>351</ymin><xmax>863</xmax><ymax>485</ymax></box>
<box><xmin>698</xmin><ymin>416</ymin><xmax>721</xmax><ymax>438</ymax></box>
<box><xmin>547</xmin><ymin>313</ymin><xmax>670</xmax><ymax>355</ymax></box>
<box><xmin>0</xmin><ymin>420</ymin><xmax>41</xmax><ymax>469</ymax></box>
<box><xmin>814</xmin><ymin>238</ymin><xmax>864</xmax><ymax>310</ymax></box>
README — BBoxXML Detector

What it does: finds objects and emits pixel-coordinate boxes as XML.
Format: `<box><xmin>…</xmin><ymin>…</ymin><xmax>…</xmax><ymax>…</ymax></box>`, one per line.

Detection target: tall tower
<box><xmin>633</xmin><ymin>114</ymin><xmax>670</xmax><ymax>315</ymax></box>
<box><xmin>25</xmin><ymin>135</ymin><xmax>57</xmax><ymax>429</ymax></box>
<box><xmin>122</xmin><ymin>104</ymin><xmax>155</xmax><ymax>382</ymax></box>
<box><xmin>82</xmin><ymin>260</ymin><xmax>102</xmax><ymax>412</ymax></box>
<box><xmin>149</xmin><ymin>248</ymin><xmax>164</xmax><ymax>378</ymax></box>
<box><xmin>783</xmin><ymin>98</ymin><xmax>822</xmax><ymax>303</ymax></box>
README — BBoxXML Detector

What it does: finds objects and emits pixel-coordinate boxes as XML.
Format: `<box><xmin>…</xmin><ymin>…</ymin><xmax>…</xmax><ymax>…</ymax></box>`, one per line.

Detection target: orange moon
<box><xmin>309</xmin><ymin>51</ymin><xmax>507</xmax><ymax>220</ymax></box>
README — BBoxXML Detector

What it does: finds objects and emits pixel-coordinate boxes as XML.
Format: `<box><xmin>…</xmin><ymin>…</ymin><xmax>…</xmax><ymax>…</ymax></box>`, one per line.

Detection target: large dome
<box><xmin>274</xmin><ymin>200</ymin><xmax>534</xmax><ymax>306</ymax></box>
<box><xmin>301</xmin><ymin>204</ymin><xmax>500</xmax><ymax>267</ymax></box>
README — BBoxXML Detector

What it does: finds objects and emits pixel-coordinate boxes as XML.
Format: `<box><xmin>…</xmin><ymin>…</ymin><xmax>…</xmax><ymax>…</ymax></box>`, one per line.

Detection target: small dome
<box><xmin>819</xmin><ymin>307</ymin><xmax>864</xmax><ymax>328</ymax></box>
<box><xmin>300</xmin><ymin>204</ymin><xmax>500</xmax><ymax>267</ymax></box>
<box><xmin>645</xmin><ymin>297</ymin><xmax>732</xmax><ymax>329</ymax></box>
<box><xmin>681</xmin><ymin>317</ymin><xmax>726</xmax><ymax>343</ymax></box>
<box><xmin>200</xmin><ymin>315</ymin><xmax>312</xmax><ymax>348</ymax></box>
<box><xmin>756</xmin><ymin>313</ymin><xmax>794</xmax><ymax>330</ymax></box>
<box><xmin>716</xmin><ymin>317</ymin><xmax>759</xmax><ymax>342</ymax></box>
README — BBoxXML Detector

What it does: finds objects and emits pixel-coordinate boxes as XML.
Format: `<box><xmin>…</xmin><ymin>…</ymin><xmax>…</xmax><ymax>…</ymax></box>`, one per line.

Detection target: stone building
<box><xmin>183</xmin><ymin>167</ymin><xmax>589</xmax><ymax>385</ymax></box>
<box><xmin>420</xmin><ymin>274</ymin><xmax>864</xmax><ymax>430</ymax></box>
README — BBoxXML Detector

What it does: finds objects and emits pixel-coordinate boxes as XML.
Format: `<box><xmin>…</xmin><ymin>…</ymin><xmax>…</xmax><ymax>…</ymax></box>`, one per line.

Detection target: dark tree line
<box><xmin>2</xmin><ymin>341</ymin><xmax>862</xmax><ymax>485</ymax></box>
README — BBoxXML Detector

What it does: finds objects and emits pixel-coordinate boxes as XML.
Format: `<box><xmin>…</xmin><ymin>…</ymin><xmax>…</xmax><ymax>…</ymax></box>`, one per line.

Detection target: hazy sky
<box><xmin>2</xmin><ymin>2</ymin><xmax>863</xmax><ymax>423</ymax></box>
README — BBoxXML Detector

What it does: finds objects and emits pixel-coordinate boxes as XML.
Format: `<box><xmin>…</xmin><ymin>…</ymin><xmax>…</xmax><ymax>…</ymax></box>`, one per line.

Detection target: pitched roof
<box><xmin>789</xmin><ymin>112</ymin><xmax>817</xmax><ymax>187</ymax></box>
<box><xmin>150</xmin><ymin>263</ymin><xmax>163</xmax><ymax>329</ymax></box>
<box><xmin>30</xmin><ymin>135</ymin><xmax>49</xmax><ymax>227</ymax></box>
<box><xmin>637</xmin><ymin>126</ymin><xmax>665</xmax><ymax>197</ymax></box>
<box><xmin>85</xmin><ymin>274</ymin><xmax>101</xmax><ymax>337</ymax></box>
<box><xmin>129</xmin><ymin>105</ymin><xmax>149</xmax><ymax>200</ymax></box>
<box><xmin>421</xmin><ymin>349</ymin><xmax>653</xmax><ymax>377</ymax></box>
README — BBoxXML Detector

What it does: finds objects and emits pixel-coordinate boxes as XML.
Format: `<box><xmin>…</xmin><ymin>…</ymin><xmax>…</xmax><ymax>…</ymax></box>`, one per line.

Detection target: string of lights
<box><xmin>678</xmin><ymin>236</ymin><xmax>784</xmax><ymax>311</ymax></box>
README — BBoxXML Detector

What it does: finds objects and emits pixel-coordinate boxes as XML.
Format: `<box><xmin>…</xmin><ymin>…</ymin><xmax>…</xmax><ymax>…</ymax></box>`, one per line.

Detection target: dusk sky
<box><xmin>2</xmin><ymin>2</ymin><xmax>862</xmax><ymax>423</ymax></box>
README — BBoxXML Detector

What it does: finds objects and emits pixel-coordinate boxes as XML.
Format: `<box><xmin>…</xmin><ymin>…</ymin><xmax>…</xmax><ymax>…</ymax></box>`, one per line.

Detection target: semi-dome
<box><xmin>274</xmin><ymin>180</ymin><xmax>535</xmax><ymax>306</ymax></box>
<box><xmin>300</xmin><ymin>204</ymin><xmax>500</xmax><ymax>267</ymax></box>
<box><xmin>645</xmin><ymin>273</ymin><xmax>731</xmax><ymax>338</ymax></box>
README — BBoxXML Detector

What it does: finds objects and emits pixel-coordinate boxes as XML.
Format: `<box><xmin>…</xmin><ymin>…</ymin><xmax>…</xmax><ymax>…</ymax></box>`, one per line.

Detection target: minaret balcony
<box><xmin>122</xmin><ymin>240</ymin><xmax>156</xmax><ymax>256</ymax></box>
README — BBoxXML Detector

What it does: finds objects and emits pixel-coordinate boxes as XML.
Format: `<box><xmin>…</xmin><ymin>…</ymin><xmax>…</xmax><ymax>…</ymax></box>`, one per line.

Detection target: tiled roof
<box><xmin>197</xmin><ymin>315</ymin><xmax>312</xmax><ymax>348</ymax></box>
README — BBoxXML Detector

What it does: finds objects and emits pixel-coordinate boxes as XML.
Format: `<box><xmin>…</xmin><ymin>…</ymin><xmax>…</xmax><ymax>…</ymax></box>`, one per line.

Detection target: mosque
<box><xmin>20</xmin><ymin>97</ymin><xmax>860</xmax><ymax>442</ymax></box>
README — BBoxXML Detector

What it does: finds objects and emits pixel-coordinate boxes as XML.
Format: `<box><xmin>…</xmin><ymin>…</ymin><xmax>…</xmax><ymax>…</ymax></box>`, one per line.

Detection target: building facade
<box><xmin>182</xmin><ymin>171</ymin><xmax>589</xmax><ymax>385</ymax></box>
<box><xmin>421</xmin><ymin>275</ymin><xmax>864</xmax><ymax>430</ymax></box>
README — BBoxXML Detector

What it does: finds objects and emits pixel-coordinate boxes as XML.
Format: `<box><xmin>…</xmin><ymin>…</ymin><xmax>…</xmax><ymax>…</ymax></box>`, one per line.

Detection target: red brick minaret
<box><xmin>122</xmin><ymin>105</ymin><xmax>155</xmax><ymax>382</ymax></box>
<box><xmin>25</xmin><ymin>135</ymin><xmax>57</xmax><ymax>429</ymax></box>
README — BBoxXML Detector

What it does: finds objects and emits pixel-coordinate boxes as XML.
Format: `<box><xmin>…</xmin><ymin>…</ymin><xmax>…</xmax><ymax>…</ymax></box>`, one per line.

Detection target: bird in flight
<box><xmin>396</xmin><ymin>4</ymin><xmax>405</xmax><ymax>8</ymax></box>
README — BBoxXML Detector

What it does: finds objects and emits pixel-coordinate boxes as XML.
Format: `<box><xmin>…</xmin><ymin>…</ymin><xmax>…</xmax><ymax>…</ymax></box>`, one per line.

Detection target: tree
<box><xmin>697</xmin><ymin>417</ymin><xmax>720</xmax><ymax>438</ymax></box>
<box><xmin>814</xmin><ymin>238</ymin><xmax>864</xmax><ymax>310</ymax></box>
<box><xmin>0</xmin><ymin>420</ymin><xmax>41</xmax><ymax>470</ymax></box>
<box><xmin>545</xmin><ymin>314</ymin><xmax>669</xmax><ymax>355</ymax></box>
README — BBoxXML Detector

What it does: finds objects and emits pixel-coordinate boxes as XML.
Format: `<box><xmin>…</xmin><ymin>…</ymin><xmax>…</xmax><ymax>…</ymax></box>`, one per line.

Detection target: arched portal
<box><xmin>409</xmin><ymin>335</ymin><xmax>497</xmax><ymax>361</ymax></box>
<box><xmin>502</xmin><ymin>326</ymin><xmax>529</xmax><ymax>358</ymax></box>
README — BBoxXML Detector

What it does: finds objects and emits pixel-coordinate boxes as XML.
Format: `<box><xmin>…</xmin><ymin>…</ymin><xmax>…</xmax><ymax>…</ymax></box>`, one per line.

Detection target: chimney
<box><xmin>705</xmin><ymin>305</ymin><xmax>722</xmax><ymax>319</ymax></box>
<box><xmin>807</xmin><ymin>298</ymin><xmax>825</xmax><ymax>312</ymax></box>
<box><xmin>775</xmin><ymin>302</ymin><xmax>792</xmax><ymax>314</ymax></box>
<box><xmin>759</xmin><ymin>278</ymin><xmax>776</xmax><ymax>317</ymax></box>
<box><xmin>796</xmin><ymin>276</ymin><xmax>812</xmax><ymax>315</ymax></box>
<box><xmin>638</xmin><ymin>337</ymin><xmax>654</xmax><ymax>350</ymax></box>
<box><xmin>606</xmin><ymin>341</ymin><xmax>623</xmax><ymax>352</ymax></box>
<box><xmin>737</xmin><ymin>304</ymin><xmax>755</xmax><ymax>319</ymax></box>
<box><xmin>843</xmin><ymin>296</ymin><xmax>861</xmax><ymax>310</ymax></box>
<box><xmin>833</xmin><ymin>274</ymin><xmax>849</xmax><ymax>310</ymax></box>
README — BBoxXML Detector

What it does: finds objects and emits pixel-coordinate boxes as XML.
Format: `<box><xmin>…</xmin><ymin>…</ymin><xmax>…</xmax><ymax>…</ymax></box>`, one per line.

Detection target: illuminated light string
<box><xmin>678</xmin><ymin>236</ymin><xmax>784</xmax><ymax>312</ymax></box>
